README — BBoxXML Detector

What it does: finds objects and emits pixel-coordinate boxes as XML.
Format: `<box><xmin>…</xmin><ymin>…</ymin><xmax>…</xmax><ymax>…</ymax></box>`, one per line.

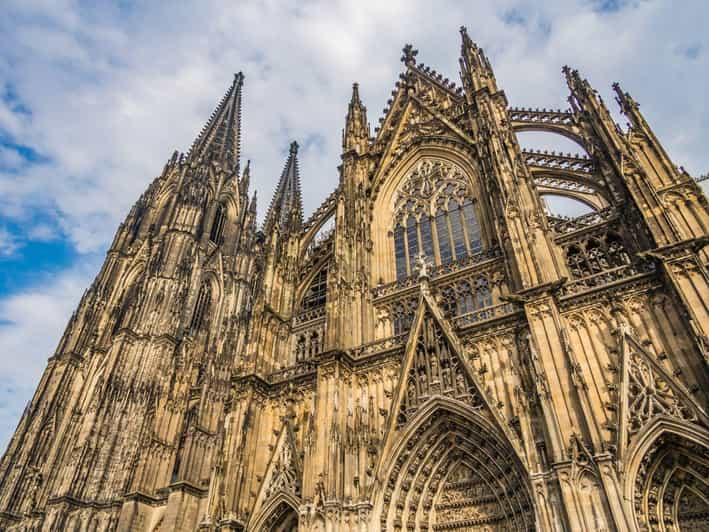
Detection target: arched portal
<box><xmin>377</xmin><ymin>399</ymin><xmax>535</xmax><ymax>531</ymax></box>
<box><xmin>627</xmin><ymin>419</ymin><xmax>709</xmax><ymax>532</ymax></box>
<box><xmin>258</xmin><ymin>500</ymin><xmax>299</xmax><ymax>532</ymax></box>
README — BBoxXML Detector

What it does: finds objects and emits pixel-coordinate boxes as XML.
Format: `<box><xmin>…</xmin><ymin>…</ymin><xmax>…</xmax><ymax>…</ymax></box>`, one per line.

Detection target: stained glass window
<box><xmin>394</xmin><ymin>225</ymin><xmax>407</xmax><ymax>279</ymax></box>
<box><xmin>391</xmin><ymin>159</ymin><xmax>485</xmax><ymax>280</ymax></box>
<box><xmin>448</xmin><ymin>200</ymin><xmax>467</xmax><ymax>260</ymax></box>
<box><xmin>420</xmin><ymin>216</ymin><xmax>435</xmax><ymax>262</ymax></box>
<box><xmin>436</xmin><ymin>210</ymin><xmax>453</xmax><ymax>265</ymax></box>
<box><xmin>301</xmin><ymin>267</ymin><xmax>328</xmax><ymax>310</ymax></box>
<box><xmin>463</xmin><ymin>200</ymin><xmax>482</xmax><ymax>254</ymax></box>
<box><xmin>406</xmin><ymin>217</ymin><xmax>419</xmax><ymax>273</ymax></box>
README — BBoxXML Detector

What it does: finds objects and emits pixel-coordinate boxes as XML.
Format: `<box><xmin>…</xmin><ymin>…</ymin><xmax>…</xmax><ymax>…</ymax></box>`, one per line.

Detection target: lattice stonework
<box><xmin>392</xmin><ymin>158</ymin><xmax>482</xmax><ymax>279</ymax></box>
<box><xmin>399</xmin><ymin>312</ymin><xmax>481</xmax><ymax>426</ymax></box>
<box><xmin>626</xmin><ymin>350</ymin><xmax>696</xmax><ymax>436</ymax></box>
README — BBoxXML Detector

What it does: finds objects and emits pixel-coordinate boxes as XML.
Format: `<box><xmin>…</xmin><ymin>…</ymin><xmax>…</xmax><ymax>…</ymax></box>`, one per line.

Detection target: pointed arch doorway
<box><xmin>626</xmin><ymin>418</ymin><xmax>709</xmax><ymax>532</ymax></box>
<box><xmin>259</xmin><ymin>500</ymin><xmax>298</xmax><ymax>532</ymax></box>
<box><xmin>377</xmin><ymin>398</ymin><xmax>536</xmax><ymax>531</ymax></box>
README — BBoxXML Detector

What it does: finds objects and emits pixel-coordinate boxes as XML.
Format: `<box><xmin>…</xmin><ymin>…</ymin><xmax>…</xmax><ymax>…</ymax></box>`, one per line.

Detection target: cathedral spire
<box><xmin>612</xmin><ymin>82</ymin><xmax>648</xmax><ymax>132</ymax></box>
<box><xmin>189</xmin><ymin>72</ymin><xmax>244</xmax><ymax>172</ymax></box>
<box><xmin>240</xmin><ymin>159</ymin><xmax>251</xmax><ymax>197</ymax></box>
<box><xmin>264</xmin><ymin>141</ymin><xmax>303</xmax><ymax>233</ymax></box>
<box><xmin>343</xmin><ymin>83</ymin><xmax>369</xmax><ymax>153</ymax></box>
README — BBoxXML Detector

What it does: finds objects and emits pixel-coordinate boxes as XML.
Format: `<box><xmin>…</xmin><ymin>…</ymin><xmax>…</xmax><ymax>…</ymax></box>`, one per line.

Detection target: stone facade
<box><xmin>1</xmin><ymin>28</ymin><xmax>708</xmax><ymax>531</ymax></box>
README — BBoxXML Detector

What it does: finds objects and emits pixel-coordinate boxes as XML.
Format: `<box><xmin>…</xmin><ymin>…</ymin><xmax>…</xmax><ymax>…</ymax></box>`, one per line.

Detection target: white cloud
<box><xmin>0</xmin><ymin>227</ymin><xmax>21</xmax><ymax>258</ymax></box>
<box><xmin>0</xmin><ymin>0</ymin><xmax>707</xmax><ymax>447</ymax></box>
<box><xmin>0</xmin><ymin>260</ymin><xmax>98</xmax><ymax>450</ymax></box>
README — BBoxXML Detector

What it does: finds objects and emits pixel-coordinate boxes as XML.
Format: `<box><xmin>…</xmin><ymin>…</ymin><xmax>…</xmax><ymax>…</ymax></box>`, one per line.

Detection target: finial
<box><xmin>351</xmin><ymin>82</ymin><xmax>361</xmax><ymax>103</ymax></box>
<box><xmin>414</xmin><ymin>253</ymin><xmax>433</xmax><ymax>281</ymax></box>
<box><xmin>289</xmin><ymin>141</ymin><xmax>299</xmax><ymax>155</ymax></box>
<box><xmin>401</xmin><ymin>44</ymin><xmax>418</xmax><ymax>65</ymax></box>
<box><xmin>460</xmin><ymin>25</ymin><xmax>472</xmax><ymax>45</ymax></box>
<box><xmin>612</xmin><ymin>82</ymin><xmax>639</xmax><ymax>113</ymax></box>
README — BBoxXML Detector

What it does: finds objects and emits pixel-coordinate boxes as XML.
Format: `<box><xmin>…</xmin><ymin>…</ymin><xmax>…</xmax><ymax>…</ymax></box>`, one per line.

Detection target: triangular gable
<box><xmin>251</xmin><ymin>421</ymin><xmax>302</xmax><ymax>521</ymax></box>
<box><xmin>373</xmin><ymin>62</ymin><xmax>465</xmax><ymax>148</ymax></box>
<box><xmin>373</xmin><ymin>96</ymin><xmax>474</xmax><ymax>190</ymax></box>
<box><xmin>616</xmin><ymin>327</ymin><xmax>709</xmax><ymax>462</ymax></box>
<box><xmin>382</xmin><ymin>285</ymin><xmax>525</xmax><ymax>460</ymax></box>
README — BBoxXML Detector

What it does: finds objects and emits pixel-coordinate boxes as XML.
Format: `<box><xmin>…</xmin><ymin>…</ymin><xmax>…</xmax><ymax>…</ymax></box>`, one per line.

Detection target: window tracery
<box><xmin>293</xmin><ymin>267</ymin><xmax>328</xmax><ymax>362</ymax></box>
<box><xmin>439</xmin><ymin>276</ymin><xmax>492</xmax><ymax>317</ymax></box>
<box><xmin>563</xmin><ymin>231</ymin><xmax>631</xmax><ymax>279</ymax></box>
<box><xmin>208</xmin><ymin>203</ymin><xmax>226</xmax><ymax>244</ymax></box>
<box><xmin>392</xmin><ymin>159</ymin><xmax>482</xmax><ymax>280</ymax></box>
<box><xmin>300</xmin><ymin>267</ymin><xmax>327</xmax><ymax>313</ymax></box>
<box><xmin>189</xmin><ymin>283</ymin><xmax>212</xmax><ymax>333</ymax></box>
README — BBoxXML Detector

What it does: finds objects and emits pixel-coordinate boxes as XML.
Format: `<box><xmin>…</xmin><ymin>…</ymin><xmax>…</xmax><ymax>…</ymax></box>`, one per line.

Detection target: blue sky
<box><xmin>0</xmin><ymin>0</ymin><xmax>708</xmax><ymax>449</ymax></box>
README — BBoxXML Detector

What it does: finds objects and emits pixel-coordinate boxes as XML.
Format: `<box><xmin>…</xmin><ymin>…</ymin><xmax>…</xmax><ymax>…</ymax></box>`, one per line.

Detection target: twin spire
<box><xmin>188</xmin><ymin>28</ymin><xmax>491</xmax><ymax>233</ymax></box>
<box><xmin>189</xmin><ymin>73</ymin><xmax>304</xmax><ymax>233</ymax></box>
<box><xmin>264</xmin><ymin>141</ymin><xmax>304</xmax><ymax>234</ymax></box>
<box><xmin>189</xmin><ymin>72</ymin><xmax>244</xmax><ymax>172</ymax></box>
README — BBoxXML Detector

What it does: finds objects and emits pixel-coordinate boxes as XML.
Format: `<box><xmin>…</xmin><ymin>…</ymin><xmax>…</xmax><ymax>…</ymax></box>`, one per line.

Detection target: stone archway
<box><xmin>249</xmin><ymin>492</ymin><xmax>301</xmax><ymax>532</ymax></box>
<box><xmin>626</xmin><ymin>418</ymin><xmax>709</xmax><ymax>531</ymax></box>
<box><xmin>264</xmin><ymin>502</ymin><xmax>298</xmax><ymax>532</ymax></box>
<box><xmin>376</xmin><ymin>399</ymin><xmax>535</xmax><ymax>531</ymax></box>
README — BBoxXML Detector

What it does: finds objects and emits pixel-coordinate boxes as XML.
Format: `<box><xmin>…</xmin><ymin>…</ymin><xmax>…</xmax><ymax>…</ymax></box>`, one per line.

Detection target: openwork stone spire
<box><xmin>459</xmin><ymin>26</ymin><xmax>497</xmax><ymax>93</ymax></box>
<box><xmin>189</xmin><ymin>72</ymin><xmax>244</xmax><ymax>171</ymax></box>
<box><xmin>264</xmin><ymin>141</ymin><xmax>303</xmax><ymax>233</ymax></box>
<box><xmin>343</xmin><ymin>83</ymin><xmax>369</xmax><ymax>153</ymax></box>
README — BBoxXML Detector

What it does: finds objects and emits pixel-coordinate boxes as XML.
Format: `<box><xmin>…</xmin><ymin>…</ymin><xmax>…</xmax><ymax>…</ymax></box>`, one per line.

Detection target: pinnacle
<box><xmin>351</xmin><ymin>82</ymin><xmax>361</xmax><ymax>104</ymax></box>
<box><xmin>264</xmin><ymin>141</ymin><xmax>303</xmax><ymax>233</ymax></box>
<box><xmin>459</xmin><ymin>25</ymin><xmax>473</xmax><ymax>47</ymax></box>
<box><xmin>401</xmin><ymin>44</ymin><xmax>418</xmax><ymax>65</ymax></box>
<box><xmin>188</xmin><ymin>72</ymin><xmax>244</xmax><ymax>172</ymax></box>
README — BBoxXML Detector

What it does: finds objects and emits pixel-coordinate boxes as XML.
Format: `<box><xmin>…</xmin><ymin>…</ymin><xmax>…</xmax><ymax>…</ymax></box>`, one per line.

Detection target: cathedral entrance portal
<box><xmin>628</xmin><ymin>421</ymin><xmax>709</xmax><ymax>532</ymax></box>
<box><xmin>261</xmin><ymin>500</ymin><xmax>298</xmax><ymax>532</ymax></box>
<box><xmin>378</xmin><ymin>400</ymin><xmax>535</xmax><ymax>531</ymax></box>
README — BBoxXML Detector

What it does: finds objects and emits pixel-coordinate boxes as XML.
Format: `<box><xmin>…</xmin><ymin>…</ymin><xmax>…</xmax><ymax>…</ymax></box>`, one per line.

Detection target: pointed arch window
<box><xmin>405</xmin><ymin>216</ymin><xmax>419</xmax><ymax>274</ymax></box>
<box><xmin>209</xmin><ymin>203</ymin><xmax>226</xmax><ymax>244</ymax></box>
<box><xmin>190</xmin><ymin>283</ymin><xmax>212</xmax><ymax>333</ymax></box>
<box><xmin>462</xmin><ymin>199</ymin><xmax>482</xmax><ymax>253</ymax></box>
<box><xmin>435</xmin><ymin>208</ymin><xmax>453</xmax><ymax>266</ymax></box>
<box><xmin>392</xmin><ymin>160</ymin><xmax>484</xmax><ymax>280</ymax></box>
<box><xmin>563</xmin><ymin>231</ymin><xmax>632</xmax><ymax>279</ymax></box>
<box><xmin>301</xmin><ymin>267</ymin><xmax>328</xmax><ymax>311</ymax></box>
<box><xmin>394</xmin><ymin>225</ymin><xmax>407</xmax><ymax>279</ymax></box>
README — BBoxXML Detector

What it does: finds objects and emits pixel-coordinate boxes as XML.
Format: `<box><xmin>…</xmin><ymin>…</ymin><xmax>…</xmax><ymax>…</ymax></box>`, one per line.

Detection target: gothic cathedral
<box><xmin>1</xmin><ymin>29</ymin><xmax>708</xmax><ymax>532</ymax></box>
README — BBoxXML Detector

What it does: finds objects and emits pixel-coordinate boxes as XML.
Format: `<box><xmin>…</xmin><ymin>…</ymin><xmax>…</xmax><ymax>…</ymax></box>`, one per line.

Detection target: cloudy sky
<box><xmin>0</xmin><ymin>0</ymin><xmax>707</xmax><ymax>449</ymax></box>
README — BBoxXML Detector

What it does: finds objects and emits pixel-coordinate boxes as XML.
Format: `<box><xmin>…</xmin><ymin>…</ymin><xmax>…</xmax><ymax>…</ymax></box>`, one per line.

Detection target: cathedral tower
<box><xmin>1</xmin><ymin>30</ymin><xmax>708</xmax><ymax>532</ymax></box>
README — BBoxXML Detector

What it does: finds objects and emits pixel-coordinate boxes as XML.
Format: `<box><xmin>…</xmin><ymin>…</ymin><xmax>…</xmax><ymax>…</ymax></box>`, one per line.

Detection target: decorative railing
<box><xmin>559</xmin><ymin>261</ymin><xmax>656</xmax><ymax>297</ymax></box>
<box><xmin>372</xmin><ymin>248</ymin><xmax>503</xmax><ymax>299</ymax></box>
<box><xmin>509</xmin><ymin>107</ymin><xmax>574</xmax><ymax>126</ymax></box>
<box><xmin>268</xmin><ymin>361</ymin><xmax>317</xmax><ymax>383</ymax></box>
<box><xmin>302</xmin><ymin>228</ymin><xmax>334</xmax><ymax>265</ymax></box>
<box><xmin>294</xmin><ymin>305</ymin><xmax>326</xmax><ymax>325</ymax></box>
<box><xmin>453</xmin><ymin>301</ymin><xmax>520</xmax><ymax>328</ymax></box>
<box><xmin>348</xmin><ymin>334</ymin><xmax>407</xmax><ymax>359</ymax></box>
<box><xmin>549</xmin><ymin>207</ymin><xmax>616</xmax><ymax>235</ymax></box>
<box><xmin>522</xmin><ymin>149</ymin><xmax>594</xmax><ymax>174</ymax></box>
<box><xmin>293</xmin><ymin>318</ymin><xmax>326</xmax><ymax>362</ymax></box>
<box><xmin>535</xmin><ymin>176</ymin><xmax>597</xmax><ymax>195</ymax></box>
